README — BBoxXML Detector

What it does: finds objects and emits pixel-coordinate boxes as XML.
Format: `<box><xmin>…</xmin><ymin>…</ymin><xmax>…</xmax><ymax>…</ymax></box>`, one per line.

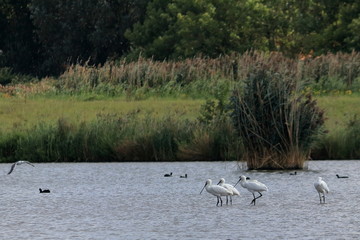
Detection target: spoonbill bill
<box><xmin>314</xmin><ymin>177</ymin><xmax>329</xmax><ymax>203</ymax></box>
<box><xmin>200</xmin><ymin>179</ymin><xmax>232</xmax><ymax>206</ymax></box>
<box><xmin>7</xmin><ymin>160</ymin><xmax>35</xmax><ymax>175</ymax></box>
<box><xmin>234</xmin><ymin>175</ymin><xmax>268</xmax><ymax>205</ymax></box>
<box><xmin>217</xmin><ymin>178</ymin><xmax>240</xmax><ymax>204</ymax></box>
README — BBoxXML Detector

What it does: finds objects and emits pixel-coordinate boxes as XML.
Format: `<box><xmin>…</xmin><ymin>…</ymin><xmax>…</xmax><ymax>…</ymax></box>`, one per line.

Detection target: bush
<box><xmin>230</xmin><ymin>68</ymin><xmax>325</xmax><ymax>170</ymax></box>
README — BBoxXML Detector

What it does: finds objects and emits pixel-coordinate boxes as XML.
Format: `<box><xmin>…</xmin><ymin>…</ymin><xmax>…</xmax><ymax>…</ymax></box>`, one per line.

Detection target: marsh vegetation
<box><xmin>1</xmin><ymin>52</ymin><xmax>360</xmax><ymax>166</ymax></box>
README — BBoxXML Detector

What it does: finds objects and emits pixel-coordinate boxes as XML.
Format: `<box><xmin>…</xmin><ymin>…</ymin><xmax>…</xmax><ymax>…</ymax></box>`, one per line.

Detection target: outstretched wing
<box><xmin>7</xmin><ymin>163</ymin><xmax>16</xmax><ymax>175</ymax></box>
<box><xmin>24</xmin><ymin>161</ymin><xmax>35</xmax><ymax>167</ymax></box>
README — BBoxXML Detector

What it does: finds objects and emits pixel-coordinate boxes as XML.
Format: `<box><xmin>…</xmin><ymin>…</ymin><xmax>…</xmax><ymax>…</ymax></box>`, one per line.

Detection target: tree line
<box><xmin>1</xmin><ymin>0</ymin><xmax>360</xmax><ymax>77</ymax></box>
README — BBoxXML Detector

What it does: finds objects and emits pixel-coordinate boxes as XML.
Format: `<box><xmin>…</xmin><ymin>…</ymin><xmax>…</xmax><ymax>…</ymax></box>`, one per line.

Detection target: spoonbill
<box><xmin>164</xmin><ymin>172</ymin><xmax>172</xmax><ymax>177</ymax></box>
<box><xmin>200</xmin><ymin>179</ymin><xmax>232</xmax><ymax>206</ymax></box>
<box><xmin>217</xmin><ymin>178</ymin><xmax>240</xmax><ymax>204</ymax></box>
<box><xmin>234</xmin><ymin>175</ymin><xmax>268</xmax><ymax>205</ymax></box>
<box><xmin>314</xmin><ymin>177</ymin><xmax>329</xmax><ymax>203</ymax></box>
<box><xmin>7</xmin><ymin>160</ymin><xmax>35</xmax><ymax>175</ymax></box>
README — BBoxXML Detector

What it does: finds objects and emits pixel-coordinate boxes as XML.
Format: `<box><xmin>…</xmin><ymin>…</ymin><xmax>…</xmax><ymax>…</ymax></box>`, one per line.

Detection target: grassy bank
<box><xmin>0</xmin><ymin>94</ymin><xmax>359</xmax><ymax>162</ymax></box>
<box><xmin>316</xmin><ymin>95</ymin><xmax>360</xmax><ymax>129</ymax></box>
<box><xmin>1</xmin><ymin>51</ymin><xmax>360</xmax><ymax>162</ymax></box>
<box><xmin>0</xmin><ymin>96</ymin><xmax>203</xmax><ymax>132</ymax></box>
<box><xmin>2</xmin><ymin>94</ymin><xmax>358</xmax><ymax>133</ymax></box>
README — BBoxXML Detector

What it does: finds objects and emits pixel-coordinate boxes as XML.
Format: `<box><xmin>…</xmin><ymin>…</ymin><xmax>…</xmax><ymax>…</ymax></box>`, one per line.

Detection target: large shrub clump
<box><xmin>230</xmin><ymin>68</ymin><xmax>325</xmax><ymax>170</ymax></box>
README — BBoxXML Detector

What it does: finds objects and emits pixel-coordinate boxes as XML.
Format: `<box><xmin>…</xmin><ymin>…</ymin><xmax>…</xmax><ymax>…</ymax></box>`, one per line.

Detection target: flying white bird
<box><xmin>217</xmin><ymin>178</ymin><xmax>240</xmax><ymax>204</ymax></box>
<box><xmin>234</xmin><ymin>175</ymin><xmax>268</xmax><ymax>205</ymax></box>
<box><xmin>7</xmin><ymin>160</ymin><xmax>35</xmax><ymax>175</ymax></box>
<box><xmin>200</xmin><ymin>179</ymin><xmax>232</xmax><ymax>206</ymax></box>
<box><xmin>314</xmin><ymin>177</ymin><xmax>329</xmax><ymax>203</ymax></box>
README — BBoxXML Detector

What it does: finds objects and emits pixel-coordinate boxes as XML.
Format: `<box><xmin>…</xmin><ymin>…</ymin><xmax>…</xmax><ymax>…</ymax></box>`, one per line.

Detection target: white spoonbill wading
<box><xmin>217</xmin><ymin>178</ymin><xmax>240</xmax><ymax>205</ymax></box>
<box><xmin>234</xmin><ymin>175</ymin><xmax>268</xmax><ymax>205</ymax></box>
<box><xmin>7</xmin><ymin>160</ymin><xmax>35</xmax><ymax>175</ymax></box>
<box><xmin>314</xmin><ymin>177</ymin><xmax>329</xmax><ymax>203</ymax></box>
<box><xmin>200</xmin><ymin>179</ymin><xmax>232</xmax><ymax>206</ymax></box>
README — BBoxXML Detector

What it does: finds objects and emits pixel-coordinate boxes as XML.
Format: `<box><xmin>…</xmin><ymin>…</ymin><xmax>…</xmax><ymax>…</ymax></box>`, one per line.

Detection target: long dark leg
<box><xmin>230</xmin><ymin>195</ymin><xmax>233</xmax><ymax>204</ymax></box>
<box><xmin>251</xmin><ymin>192</ymin><xmax>263</xmax><ymax>205</ymax></box>
<box><xmin>255</xmin><ymin>192</ymin><xmax>263</xmax><ymax>201</ymax></box>
<box><xmin>323</xmin><ymin>194</ymin><xmax>326</xmax><ymax>203</ymax></box>
<box><xmin>216</xmin><ymin>197</ymin><xmax>220</xmax><ymax>206</ymax></box>
<box><xmin>250</xmin><ymin>193</ymin><xmax>256</xmax><ymax>205</ymax></box>
<box><xmin>318</xmin><ymin>193</ymin><xmax>322</xmax><ymax>203</ymax></box>
<box><xmin>226</xmin><ymin>196</ymin><xmax>229</xmax><ymax>205</ymax></box>
<box><xmin>219</xmin><ymin>197</ymin><xmax>223</xmax><ymax>206</ymax></box>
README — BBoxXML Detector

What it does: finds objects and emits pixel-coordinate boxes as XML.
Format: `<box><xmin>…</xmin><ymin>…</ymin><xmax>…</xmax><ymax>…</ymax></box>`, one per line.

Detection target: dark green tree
<box><xmin>29</xmin><ymin>0</ymin><xmax>148</xmax><ymax>75</ymax></box>
<box><xmin>289</xmin><ymin>0</ymin><xmax>360</xmax><ymax>55</ymax></box>
<box><xmin>125</xmin><ymin>0</ymin><xmax>270</xmax><ymax>59</ymax></box>
<box><xmin>0</xmin><ymin>0</ymin><xmax>41</xmax><ymax>75</ymax></box>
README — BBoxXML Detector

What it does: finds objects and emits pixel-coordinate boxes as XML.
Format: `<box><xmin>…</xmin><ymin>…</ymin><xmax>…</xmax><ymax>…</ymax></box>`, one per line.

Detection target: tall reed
<box><xmin>0</xmin><ymin>111</ymin><xmax>239</xmax><ymax>162</ymax></box>
<box><xmin>230</xmin><ymin>68</ymin><xmax>325</xmax><ymax>170</ymax></box>
<box><xmin>53</xmin><ymin>51</ymin><xmax>360</xmax><ymax>96</ymax></box>
<box><xmin>3</xmin><ymin>51</ymin><xmax>360</xmax><ymax>99</ymax></box>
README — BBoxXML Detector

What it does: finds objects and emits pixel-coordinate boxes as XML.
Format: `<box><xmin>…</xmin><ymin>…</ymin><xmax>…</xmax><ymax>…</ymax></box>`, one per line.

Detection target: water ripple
<box><xmin>0</xmin><ymin>161</ymin><xmax>359</xmax><ymax>239</ymax></box>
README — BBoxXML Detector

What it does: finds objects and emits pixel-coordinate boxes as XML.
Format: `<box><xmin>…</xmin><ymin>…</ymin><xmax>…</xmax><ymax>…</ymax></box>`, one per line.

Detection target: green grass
<box><xmin>1</xmin><ymin>95</ymin><xmax>359</xmax><ymax>133</ymax></box>
<box><xmin>0</xmin><ymin>96</ymin><xmax>204</xmax><ymax>132</ymax></box>
<box><xmin>1</xmin><ymin>94</ymin><xmax>359</xmax><ymax>162</ymax></box>
<box><xmin>316</xmin><ymin>95</ymin><xmax>360</xmax><ymax>131</ymax></box>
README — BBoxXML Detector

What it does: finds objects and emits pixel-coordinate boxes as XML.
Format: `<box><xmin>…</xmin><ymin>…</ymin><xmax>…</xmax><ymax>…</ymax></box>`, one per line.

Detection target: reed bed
<box><xmin>1</xmin><ymin>51</ymin><xmax>360</xmax><ymax>163</ymax></box>
<box><xmin>54</xmin><ymin>51</ymin><xmax>360</xmax><ymax>96</ymax></box>
<box><xmin>0</xmin><ymin>113</ymin><xmax>240</xmax><ymax>163</ymax></box>
<box><xmin>230</xmin><ymin>68</ymin><xmax>325</xmax><ymax>170</ymax></box>
<box><xmin>0</xmin><ymin>95</ymin><xmax>359</xmax><ymax>162</ymax></box>
<box><xmin>1</xmin><ymin>51</ymin><xmax>360</xmax><ymax>99</ymax></box>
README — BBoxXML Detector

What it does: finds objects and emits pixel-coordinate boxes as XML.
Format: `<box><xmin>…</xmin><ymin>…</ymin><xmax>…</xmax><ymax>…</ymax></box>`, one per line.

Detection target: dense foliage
<box><xmin>1</xmin><ymin>0</ymin><xmax>360</xmax><ymax>76</ymax></box>
<box><xmin>230</xmin><ymin>69</ymin><xmax>325</xmax><ymax>169</ymax></box>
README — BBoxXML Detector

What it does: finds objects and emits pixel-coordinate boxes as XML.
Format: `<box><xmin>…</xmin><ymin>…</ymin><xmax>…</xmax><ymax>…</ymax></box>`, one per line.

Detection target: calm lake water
<box><xmin>0</xmin><ymin>160</ymin><xmax>359</xmax><ymax>239</ymax></box>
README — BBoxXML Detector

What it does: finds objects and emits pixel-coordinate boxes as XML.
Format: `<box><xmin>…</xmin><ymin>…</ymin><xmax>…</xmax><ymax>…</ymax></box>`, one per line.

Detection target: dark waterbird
<box><xmin>180</xmin><ymin>174</ymin><xmax>187</xmax><ymax>178</ymax></box>
<box><xmin>7</xmin><ymin>160</ymin><xmax>35</xmax><ymax>175</ymax></box>
<box><xmin>164</xmin><ymin>172</ymin><xmax>172</xmax><ymax>177</ymax></box>
<box><xmin>290</xmin><ymin>172</ymin><xmax>297</xmax><ymax>175</ymax></box>
<box><xmin>336</xmin><ymin>174</ymin><xmax>349</xmax><ymax>178</ymax></box>
<box><xmin>39</xmin><ymin>188</ymin><xmax>50</xmax><ymax>193</ymax></box>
